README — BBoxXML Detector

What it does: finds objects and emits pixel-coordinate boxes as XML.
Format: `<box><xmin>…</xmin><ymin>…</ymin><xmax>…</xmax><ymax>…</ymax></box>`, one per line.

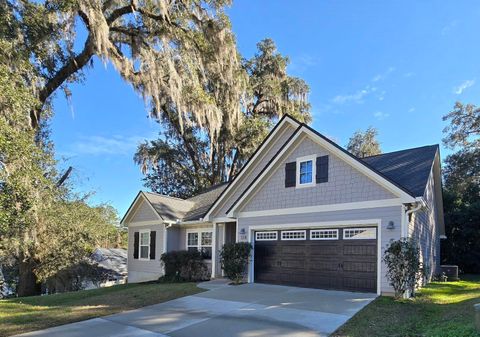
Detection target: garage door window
<box><xmin>281</xmin><ymin>230</ymin><xmax>306</xmax><ymax>240</ymax></box>
<box><xmin>256</xmin><ymin>231</ymin><xmax>277</xmax><ymax>241</ymax></box>
<box><xmin>310</xmin><ymin>229</ymin><xmax>338</xmax><ymax>240</ymax></box>
<box><xmin>343</xmin><ymin>228</ymin><xmax>376</xmax><ymax>240</ymax></box>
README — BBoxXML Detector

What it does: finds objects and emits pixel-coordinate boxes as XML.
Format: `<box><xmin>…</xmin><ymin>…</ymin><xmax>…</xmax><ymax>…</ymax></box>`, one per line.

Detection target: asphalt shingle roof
<box><xmin>362</xmin><ymin>144</ymin><xmax>438</xmax><ymax>197</ymax></box>
<box><xmin>142</xmin><ymin>145</ymin><xmax>438</xmax><ymax>222</ymax></box>
<box><xmin>143</xmin><ymin>183</ymin><xmax>227</xmax><ymax>222</ymax></box>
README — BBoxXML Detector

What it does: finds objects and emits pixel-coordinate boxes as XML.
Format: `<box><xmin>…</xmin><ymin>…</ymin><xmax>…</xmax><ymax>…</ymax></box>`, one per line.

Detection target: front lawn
<box><xmin>333</xmin><ymin>275</ymin><xmax>480</xmax><ymax>337</ymax></box>
<box><xmin>0</xmin><ymin>282</ymin><xmax>203</xmax><ymax>337</ymax></box>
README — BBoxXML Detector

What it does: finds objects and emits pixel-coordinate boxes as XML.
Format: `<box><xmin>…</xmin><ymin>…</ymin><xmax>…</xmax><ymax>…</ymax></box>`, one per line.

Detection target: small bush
<box><xmin>160</xmin><ymin>250</ymin><xmax>209</xmax><ymax>282</ymax></box>
<box><xmin>383</xmin><ymin>238</ymin><xmax>422</xmax><ymax>298</ymax></box>
<box><xmin>220</xmin><ymin>242</ymin><xmax>252</xmax><ymax>284</ymax></box>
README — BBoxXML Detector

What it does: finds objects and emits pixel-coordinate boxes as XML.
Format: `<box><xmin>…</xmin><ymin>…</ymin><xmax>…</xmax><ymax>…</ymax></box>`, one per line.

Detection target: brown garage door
<box><xmin>254</xmin><ymin>228</ymin><xmax>377</xmax><ymax>293</ymax></box>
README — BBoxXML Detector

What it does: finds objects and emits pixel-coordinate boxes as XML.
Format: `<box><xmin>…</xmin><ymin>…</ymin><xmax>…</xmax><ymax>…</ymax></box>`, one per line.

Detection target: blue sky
<box><xmin>51</xmin><ymin>1</ymin><xmax>480</xmax><ymax>217</ymax></box>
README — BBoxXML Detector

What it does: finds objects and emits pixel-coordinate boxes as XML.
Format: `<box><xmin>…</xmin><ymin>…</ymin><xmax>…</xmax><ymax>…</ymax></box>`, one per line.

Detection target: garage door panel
<box><xmin>254</xmin><ymin>227</ymin><xmax>377</xmax><ymax>293</ymax></box>
<box><xmin>343</xmin><ymin>261</ymin><xmax>376</xmax><ymax>273</ymax></box>
<box><xmin>308</xmin><ymin>244</ymin><xmax>341</xmax><ymax>256</ymax></box>
<box><xmin>343</xmin><ymin>244</ymin><xmax>376</xmax><ymax>256</ymax></box>
<box><xmin>342</xmin><ymin>276</ymin><xmax>376</xmax><ymax>292</ymax></box>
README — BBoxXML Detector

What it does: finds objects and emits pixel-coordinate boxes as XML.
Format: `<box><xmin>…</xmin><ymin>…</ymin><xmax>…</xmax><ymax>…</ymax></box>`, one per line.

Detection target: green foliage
<box><xmin>220</xmin><ymin>242</ymin><xmax>252</xmax><ymax>284</ymax></box>
<box><xmin>441</xmin><ymin>102</ymin><xmax>480</xmax><ymax>274</ymax></box>
<box><xmin>160</xmin><ymin>250</ymin><xmax>210</xmax><ymax>282</ymax></box>
<box><xmin>346</xmin><ymin>126</ymin><xmax>382</xmax><ymax>158</ymax></box>
<box><xmin>383</xmin><ymin>238</ymin><xmax>422</xmax><ymax>298</ymax></box>
<box><xmin>136</xmin><ymin>39</ymin><xmax>311</xmax><ymax>198</ymax></box>
<box><xmin>443</xmin><ymin>102</ymin><xmax>480</xmax><ymax>150</ymax></box>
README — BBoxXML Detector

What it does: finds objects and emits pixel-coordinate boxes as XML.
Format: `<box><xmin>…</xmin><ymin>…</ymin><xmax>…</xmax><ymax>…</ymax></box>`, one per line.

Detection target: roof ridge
<box><xmin>142</xmin><ymin>191</ymin><xmax>192</xmax><ymax>203</ymax></box>
<box><xmin>362</xmin><ymin>144</ymin><xmax>439</xmax><ymax>159</ymax></box>
<box><xmin>186</xmin><ymin>182</ymin><xmax>229</xmax><ymax>200</ymax></box>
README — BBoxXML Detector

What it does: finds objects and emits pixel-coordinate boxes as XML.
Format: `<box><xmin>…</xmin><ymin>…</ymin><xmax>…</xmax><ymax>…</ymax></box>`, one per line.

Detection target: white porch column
<box><xmin>211</xmin><ymin>222</ymin><xmax>217</xmax><ymax>278</ymax></box>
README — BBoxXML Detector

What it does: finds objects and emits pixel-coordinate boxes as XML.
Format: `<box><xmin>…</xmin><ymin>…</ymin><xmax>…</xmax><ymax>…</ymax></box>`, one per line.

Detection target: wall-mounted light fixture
<box><xmin>387</xmin><ymin>221</ymin><xmax>395</xmax><ymax>230</ymax></box>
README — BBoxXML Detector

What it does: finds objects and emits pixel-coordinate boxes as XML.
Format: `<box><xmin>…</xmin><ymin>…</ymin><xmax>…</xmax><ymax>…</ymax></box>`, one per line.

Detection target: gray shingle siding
<box><xmin>409</xmin><ymin>165</ymin><xmax>441</xmax><ymax>280</ymax></box>
<box><xmin>130</xmin><ymin>200</ymin><xmax>159</xmax><ymax>223</ymax></box>
<box><xmin>210</xmin><ymin>124</ymin><xmax>297</xmax><ymax>218</ymax></box>
<box><xmin>241</xmin><ymin>136</ymin><xmax>396</xmax><ymax>213</ymax></box>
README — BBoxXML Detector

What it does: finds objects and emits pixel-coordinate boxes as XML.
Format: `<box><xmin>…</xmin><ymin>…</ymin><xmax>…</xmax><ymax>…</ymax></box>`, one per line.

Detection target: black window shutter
<box><xmin>285</xmin><ymin>162</ymin><xmax>296</xmax><ymax>187</ymax></box>
<box><xmin>149</xmin><ymin>230</ymin><xmax>156</xmax><ymax>260</ymax></box>
<box><xmin>133</xmin><ymin>232</ymin><xmax>139</xmax><ymax>259</ymax></box>
<box><xmin>316</xmin><ymin>155</ymin><xmax>329</xmax><ymax>183</ymax></box>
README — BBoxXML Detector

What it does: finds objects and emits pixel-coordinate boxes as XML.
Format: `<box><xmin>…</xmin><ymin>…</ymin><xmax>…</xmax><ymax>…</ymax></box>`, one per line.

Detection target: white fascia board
<box><xmin>237</xmin><ymin>198</ymin><xmax>404</xmax><ymax>218</ymax></box>
<box><xmin>204</xmin><ymin>116</ymin><xmax>299</xmax><ymax>221</ymax></box>
<box><xmin>121</xmin><ymin>192</ymin><xmax>163</xmax><ymax>225</ymax></box>
<box><xmin>301</xmin><ymin>128</ymin><xmax>416</xmax><ymax>202</ymax></box>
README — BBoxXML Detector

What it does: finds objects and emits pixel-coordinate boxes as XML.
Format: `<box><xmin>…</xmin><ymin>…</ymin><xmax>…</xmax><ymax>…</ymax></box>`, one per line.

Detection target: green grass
<box><xmin>333</xmin><ymin>275</ymin><xmax>480</xmax><ymax>337</ymax></box>
<box><xmin>0</xmin><ymin>282</ymin><xmax>204</xmax><ymax>337</ymax></box>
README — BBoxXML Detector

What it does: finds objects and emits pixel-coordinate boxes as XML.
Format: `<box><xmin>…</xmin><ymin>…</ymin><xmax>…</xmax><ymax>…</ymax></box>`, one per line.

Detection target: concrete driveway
<box><xmin>17</xmin><ymin>281</ymin><xmax>376</xmax><ymax>337</ymax></box>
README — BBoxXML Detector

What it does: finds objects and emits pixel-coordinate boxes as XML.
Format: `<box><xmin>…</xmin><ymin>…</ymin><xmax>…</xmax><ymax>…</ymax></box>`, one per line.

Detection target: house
<box><xmin>121</xmin><ymin>115</ymin><xmax>444</xmax><ymax>295</ymax></box>
<box><xmin>87</xmin><ymin>248</ymin><xmax>128</xmax><ymax>288</ymax></box>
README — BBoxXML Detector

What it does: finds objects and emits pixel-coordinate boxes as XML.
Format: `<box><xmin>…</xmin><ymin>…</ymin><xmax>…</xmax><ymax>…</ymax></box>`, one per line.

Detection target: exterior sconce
<box><xmin>387</xmin><ymin>221</ymin><xmax>395</xmax><ymax>230</ymax></box>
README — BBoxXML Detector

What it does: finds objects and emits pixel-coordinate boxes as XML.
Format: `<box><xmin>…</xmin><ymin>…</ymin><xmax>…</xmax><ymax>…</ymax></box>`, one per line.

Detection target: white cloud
<box><xmin>403</xmin><ymin>72</ymin><xmax>415</xmax><ymax>78</ymax></box>
<box><xmin>372</xmin><ymin>67</ymin><xmax>396</xmax><ymax>82</ymax></box>
<box><xmin>332</xmin><ymin>85</ymin><xmax>377</xmax><ymax>104</ymax></box>
<box><xmin>441</xmin><ymin>20</ymin><xmax>457</xmax><ymax>36</ymax></box>
<box><xmin>69</xmin><ymin>134</ymin><xmax>154</xmax><ymax>156</ymax></box>
<box><xmin>288</xmin><ymin>54</ymin><xmax>321</xmax><ymax>73</ymax></box>
<box><xmin>373</xmin><ymin>111</ymin><xmax>390</xmax><ymax>120</ymax></box>
<box><xmin>408</xmin><ymin>107</ymin><xmax>416</xmax><ymax>113</ymax></box>
<box><xmin>453</xmin><ymin>80</ymin><xmax>475</xmax><ymax>95</ymax></box>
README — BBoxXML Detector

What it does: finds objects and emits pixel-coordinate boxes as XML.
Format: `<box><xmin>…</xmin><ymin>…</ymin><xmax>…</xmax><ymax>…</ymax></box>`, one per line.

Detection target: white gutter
<box><xmin>402</xmin><ymin>199</ymin><xmax>425</xmax><ymax>238</ymax></box>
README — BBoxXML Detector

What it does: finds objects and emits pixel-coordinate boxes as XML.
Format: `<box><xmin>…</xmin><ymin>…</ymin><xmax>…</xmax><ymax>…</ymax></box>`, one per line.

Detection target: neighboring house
<box><xmin>122</xmin><ymin>115</ymin><xmax>444</xmax><ymax>295</ymax></box>
<box><xmin>87</xmin><ymin>248</ymin><xmax>128</xmax><ymax>288</ymax></box>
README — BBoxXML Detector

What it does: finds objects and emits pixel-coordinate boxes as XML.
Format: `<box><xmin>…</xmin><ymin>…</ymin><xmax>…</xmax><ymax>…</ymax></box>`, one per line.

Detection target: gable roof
<box><xmin>122</xmin><ymin>184</ymin><xmax>228</xmax><ymax>224</ymax></box>
<box><xmin>226</xmin><ymin>123</ymin><xmax>423</xmax><ymax>216</ymax></box>
<box><xmin>362</xmin><ymin>145</ymin><xmax>439</xmax><ymax>197</ymax></box>
<box><xmin>203</xmin><ymin>114</ymin><xmax>300</xmax><ymax>220</ymax></box>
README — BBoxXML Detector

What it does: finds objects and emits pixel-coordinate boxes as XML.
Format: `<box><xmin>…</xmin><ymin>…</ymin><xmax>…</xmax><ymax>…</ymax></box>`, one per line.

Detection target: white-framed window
<box><xmin>343</xmin><ymin>228</ymin><xmax>377</xmax><ymax>240</ymax></box>
<box><xmin>310</xmin><ymin>229</ymin><xmax>338</xmax><ymax>240</ymax></box>
<box><xmin>139</xmin><ymin>230</ymin><xmax>151</xmax><ymax>260</ymax></box>
<box><xmin>186</xmin><ymin>230</ymin><xmax>213</xmax><ymax>259</ymax></box>
<box><xmin>255</xmin><ymin>231</ymin><xmax>278</xmax><ymax>241</ymax></box>
<box><xmin>296</xmin><ymin>155</ymin><xmax>316</xmax><ymax>187</ymax></box>
<box><xmin>281</xmin><ymin>230</ymin><xmax>306</xmax><ymax>240</ymax></box>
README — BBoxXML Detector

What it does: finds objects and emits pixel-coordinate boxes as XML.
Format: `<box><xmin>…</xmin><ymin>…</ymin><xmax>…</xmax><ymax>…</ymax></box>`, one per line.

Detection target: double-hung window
<box><xmin>296</xmin><ymin>155</ymin><xmax>316</xmax><ymax>187</ymax></box>
<box><xmin>187</xmin><ymin>231</ymin><xmax>212</xmax><ymax>260</ymax></box>
<box><xmin>139</xmin><ymin>230</ymin><xmax>150</xmax><ymax>260</ymax></box>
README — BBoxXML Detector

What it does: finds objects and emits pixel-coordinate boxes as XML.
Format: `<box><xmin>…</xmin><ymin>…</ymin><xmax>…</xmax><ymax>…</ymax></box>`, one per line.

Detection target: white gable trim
<box><xmin>121</xmin><ymin>192</ymin><xmax>162</xmax><ymax>225</ymax></box>
<box><xmin>227</xmin><ymin>126</ymin><xmax>415</xmax><ymax>217</ymax></box>
<box><xmin>203</xmin><ymin>115</ymin><xmax>300</xmax><ymax>221</ymax></box>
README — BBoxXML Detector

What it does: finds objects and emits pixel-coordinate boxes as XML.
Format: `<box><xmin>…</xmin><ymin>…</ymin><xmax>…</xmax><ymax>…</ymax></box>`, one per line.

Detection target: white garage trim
<box><xmin>247</xmin><ymin>219</ymin><xmax>382</xmax><ymax>295</ymax></box>
<box><xmin>237</xmin><ymin>198</ymin><xmax>404</xmax><ymax>218</ymax></box>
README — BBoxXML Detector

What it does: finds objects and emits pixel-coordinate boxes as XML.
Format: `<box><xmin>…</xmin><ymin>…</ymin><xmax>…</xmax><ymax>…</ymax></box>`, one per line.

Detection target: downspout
<box><xmin>403</xmin><ymin>199</ymin><xmax>425</xmax><ymax>238</ymax></box>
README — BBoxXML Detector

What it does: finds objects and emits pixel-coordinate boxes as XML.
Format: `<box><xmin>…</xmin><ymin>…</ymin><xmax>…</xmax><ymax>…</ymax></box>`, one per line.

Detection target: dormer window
<box><xmin>296</xmin><ymin>155</ymin><xmax>316</xmax><ymax>188</ymax></box>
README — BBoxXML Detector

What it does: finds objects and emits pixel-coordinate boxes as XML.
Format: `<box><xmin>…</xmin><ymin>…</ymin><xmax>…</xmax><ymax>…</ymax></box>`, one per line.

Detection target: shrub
<box><xmin>383</xmin><ymin>238</ymin><xmax>422</xmax><ymax>298</ymax></box>
<box><xmin>160</xmin><ymin>250</ymin><xmax>209</xmax><ymax>282</ymax></box>
<box><xmin>220</xmin><ymin>242</ymin><xmax>252</xmax><ymax>284</ymax></box>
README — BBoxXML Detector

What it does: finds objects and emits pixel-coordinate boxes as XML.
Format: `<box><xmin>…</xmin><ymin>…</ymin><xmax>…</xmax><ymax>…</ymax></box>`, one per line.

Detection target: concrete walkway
<box><xmin>16</xmin><ymin>282</ymin><xmax>376</xmax><ymax>337</ymax></box>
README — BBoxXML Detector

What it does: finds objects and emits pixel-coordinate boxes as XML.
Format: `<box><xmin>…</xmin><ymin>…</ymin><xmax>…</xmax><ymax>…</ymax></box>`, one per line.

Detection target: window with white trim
<box><xmin>256</xmin><ymin>231</ymin><xmax>278</xmax><ymax>241</ymax></box>
<box><xmin>296</xmin><ymin>155</ymin><xmax>316</xmax><ymax>187</ymax></box>
<box><xmin>281</xmin><ymin>230</ymin><xmax>306</xmax><ymax>240</ymax></box>
<box><xmin>139</xmin><ymin>230</ymin><xmax>150</xmax><ymax>260</ymax></box>
<box><xmin>186</xmin><ymin>231</ymin><xmax>213</xmax><ymax>259</ymax></box>
<box><xmin>343</xmin><ymin>228</ymin><xmax>377</xmax><ymax>240</ymax></box>
<box><xmin>310</xmin><ymin>229</ymin><xmax>338</xmax><ymax>240</ymax></box>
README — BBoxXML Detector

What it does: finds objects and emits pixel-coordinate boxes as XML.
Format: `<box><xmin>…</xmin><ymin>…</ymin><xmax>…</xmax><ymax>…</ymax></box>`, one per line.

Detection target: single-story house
<box><xmin>121</xmin><ymin>115</ymin><xmax>444</xmax><ymax>295</ymax></box>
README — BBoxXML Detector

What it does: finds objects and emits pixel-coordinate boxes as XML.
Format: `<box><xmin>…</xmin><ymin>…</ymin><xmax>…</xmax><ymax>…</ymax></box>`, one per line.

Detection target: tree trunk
<box><xmin>17</xmin><ymin>257</ymin><xmax>41</xmax><ymax>297</ymax></box>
